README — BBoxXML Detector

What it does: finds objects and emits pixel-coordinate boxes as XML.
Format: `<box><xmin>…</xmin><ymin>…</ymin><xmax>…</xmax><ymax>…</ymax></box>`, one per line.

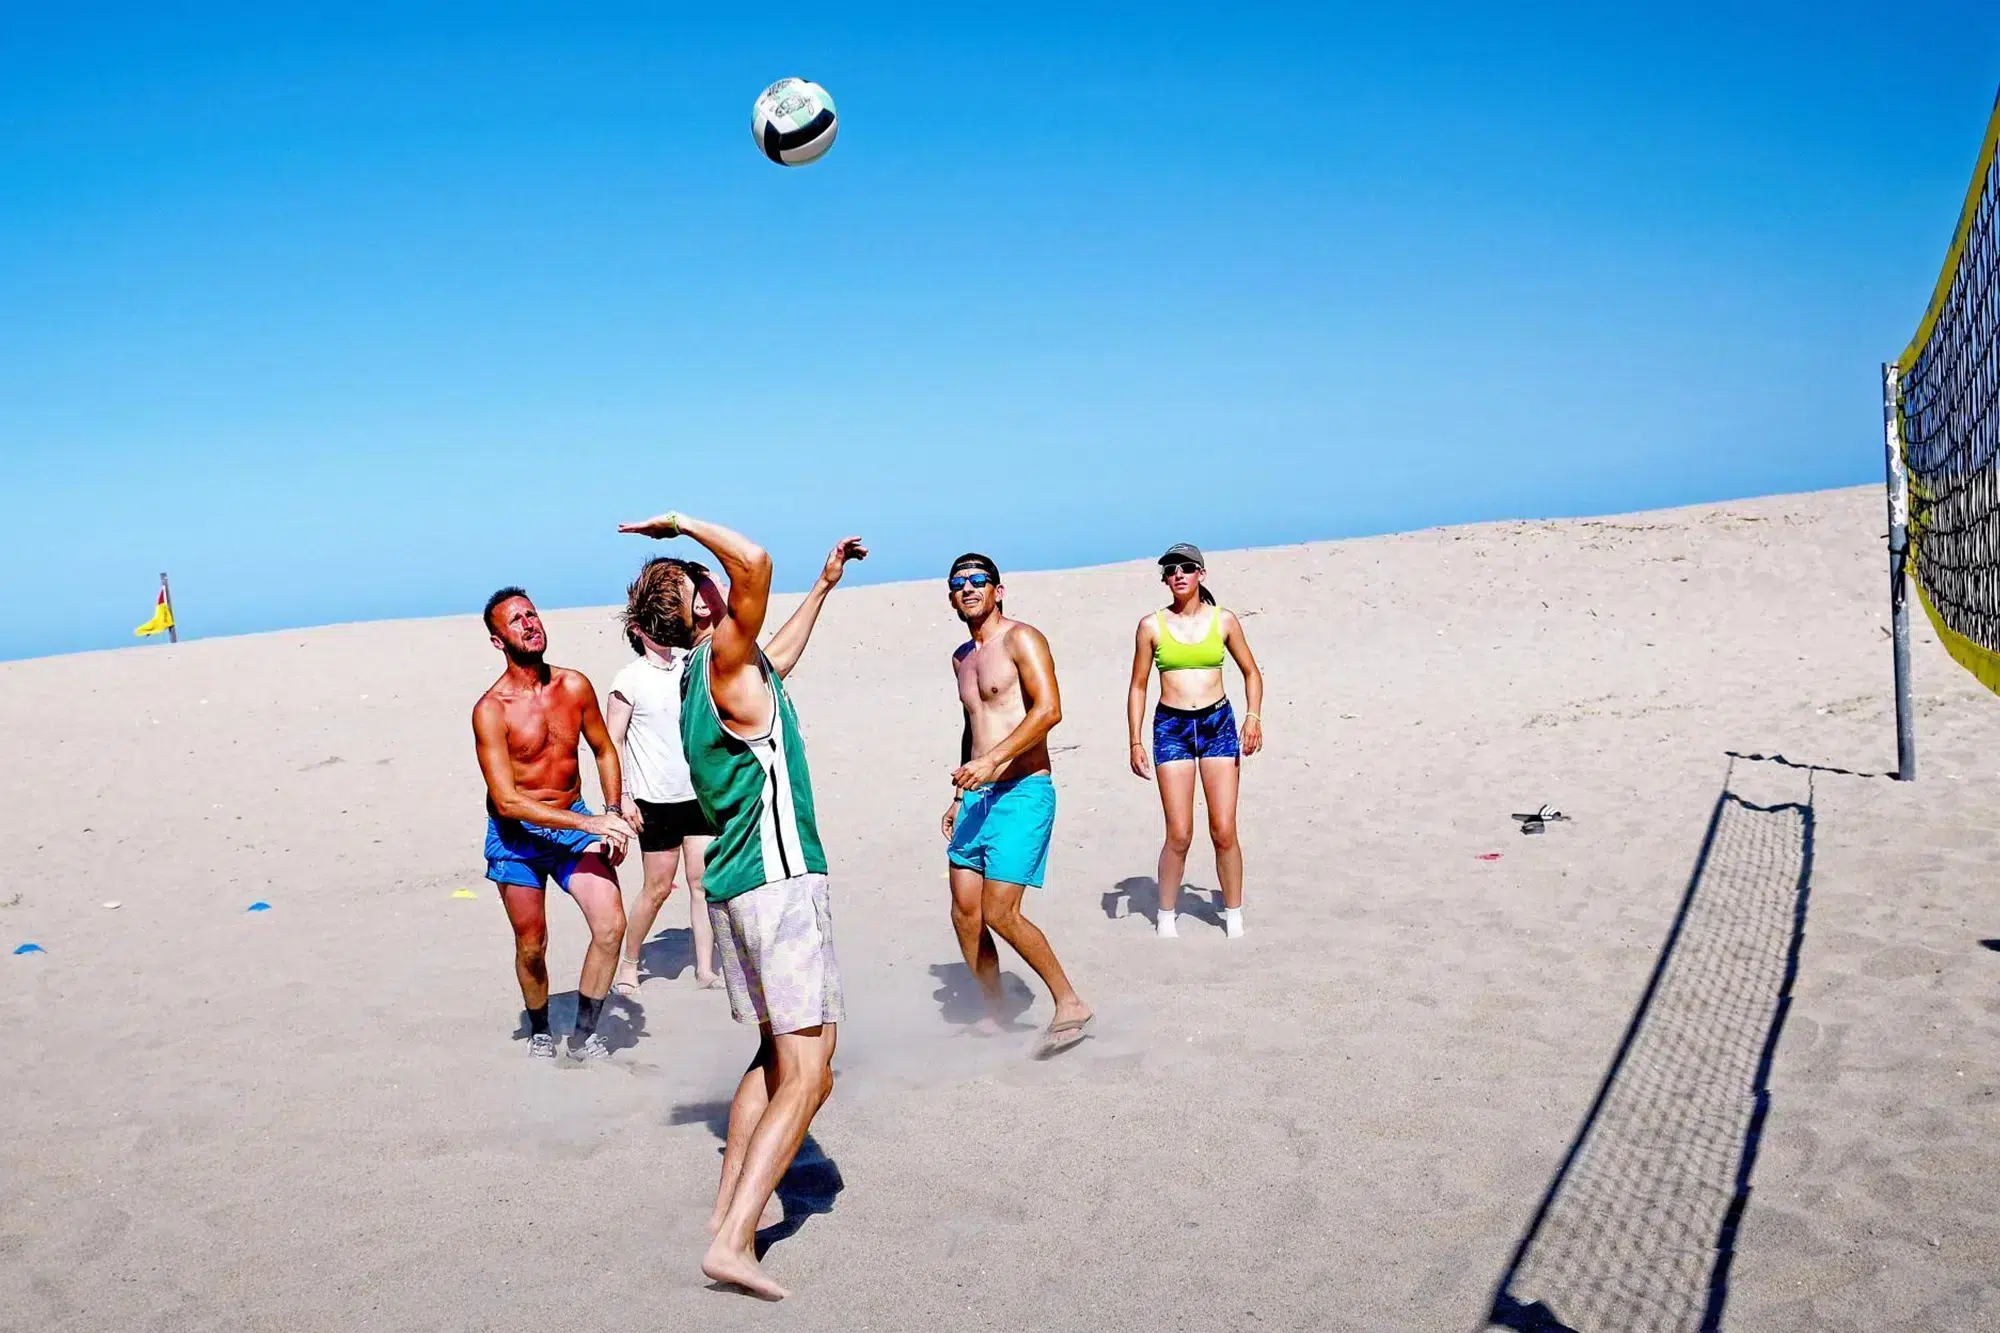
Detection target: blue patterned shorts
<box><xmin>1152</xmin><ymin>699</ymin><xmax>1240</xmax><ymax>764</ymax></box>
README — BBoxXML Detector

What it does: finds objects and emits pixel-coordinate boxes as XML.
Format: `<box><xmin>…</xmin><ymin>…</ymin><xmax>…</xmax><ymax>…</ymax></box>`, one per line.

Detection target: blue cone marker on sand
<box><xmin>14</xmin><ymin>943</ymin><xmax>45</xmax><ymax>955</ymax></box>
<box><xmin>246</xmin><ymin>902</ymin><xmax>271</xmax><ymax>912</ymax></box>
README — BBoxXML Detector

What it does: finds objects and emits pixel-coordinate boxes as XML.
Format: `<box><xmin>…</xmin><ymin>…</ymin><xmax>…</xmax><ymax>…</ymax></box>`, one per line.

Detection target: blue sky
<box><xmin>2</xmin><ymin>3</ymin><xmax>1997</xmax><ymax>660</ymax></box>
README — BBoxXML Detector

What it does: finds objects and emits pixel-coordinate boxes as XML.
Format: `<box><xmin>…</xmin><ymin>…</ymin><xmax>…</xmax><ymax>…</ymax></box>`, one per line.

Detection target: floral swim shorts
<box><xmin>708</xmin><ymin>872</ymin><xmax>844</xmax><ymax>1035</ymax></box>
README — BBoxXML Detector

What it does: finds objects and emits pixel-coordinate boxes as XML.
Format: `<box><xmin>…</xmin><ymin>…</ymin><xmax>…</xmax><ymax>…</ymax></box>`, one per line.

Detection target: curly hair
<box><xmin>623</xmin><ymin>557</ymin><xmax>695</xmax><ymax>652</ymax></box>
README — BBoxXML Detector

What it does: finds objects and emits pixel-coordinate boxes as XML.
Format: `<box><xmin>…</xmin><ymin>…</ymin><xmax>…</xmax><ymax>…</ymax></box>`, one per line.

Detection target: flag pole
<box><xmin>160</xmin><ymin>572</ymin><xmax>178</xmax><ymax>644</ymax></box>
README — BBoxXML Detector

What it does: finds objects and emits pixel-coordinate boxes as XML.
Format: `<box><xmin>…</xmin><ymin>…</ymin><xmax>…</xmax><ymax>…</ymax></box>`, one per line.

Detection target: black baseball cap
<box><xmin>949</xmin><ymin>552</ymin><xmax>1000</xmax><ymax>580</ymax></box>
<box><xmin>1158</xmin><ymin>543</ymin><xmax>1205</xmax><ymax>568</ymax></box>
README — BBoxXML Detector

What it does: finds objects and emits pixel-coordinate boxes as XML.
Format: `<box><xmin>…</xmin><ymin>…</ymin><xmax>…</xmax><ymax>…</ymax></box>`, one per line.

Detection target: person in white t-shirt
<box><xmin>608</xmin><ymin>557</ymin><xmax>722</xmax><ymax>994</ymax></box>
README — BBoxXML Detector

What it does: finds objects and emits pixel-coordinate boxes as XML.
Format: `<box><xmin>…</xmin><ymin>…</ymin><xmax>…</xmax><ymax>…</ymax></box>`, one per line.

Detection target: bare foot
<box><xmin>969</xmin><ymin>1016</ymin><xmax>1004</xmax><ymax>1037</ymax></box>
<box><xmin>612</xmin><ymin>957</ymin><xmax>641</xmax><ymax>998</ymax></box>
<box><xmin>702</xmin><ymin>1241</ymin><xmax>788</xmax><ymax>1300</ymax></box>
<box><xmin>696</xmin><ymin>971</ymin><xmax>721</xmax><ymax>990</ymax></box>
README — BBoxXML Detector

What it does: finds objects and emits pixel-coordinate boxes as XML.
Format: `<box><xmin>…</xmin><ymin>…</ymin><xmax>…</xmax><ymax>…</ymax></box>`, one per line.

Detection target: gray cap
<box><xmin>1157</xmin><ymin>542</ymin><xmax>1205</xmax><ymax>568</ymax></box>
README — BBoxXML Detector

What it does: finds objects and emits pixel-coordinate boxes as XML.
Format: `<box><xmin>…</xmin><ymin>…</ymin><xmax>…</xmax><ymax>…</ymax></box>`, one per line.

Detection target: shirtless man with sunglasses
<box><xmin>939</xmin><ymin>553</ymin><xmax>1092</xmax><ymax>1058</ymax></box>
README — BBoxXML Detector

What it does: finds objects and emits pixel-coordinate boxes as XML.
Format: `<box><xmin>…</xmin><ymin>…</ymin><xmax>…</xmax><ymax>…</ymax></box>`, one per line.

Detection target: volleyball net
<box><xmin>1892</xmin><ymin>88</ymin><xmax>2000</xmax><ymax>698</ymax></box>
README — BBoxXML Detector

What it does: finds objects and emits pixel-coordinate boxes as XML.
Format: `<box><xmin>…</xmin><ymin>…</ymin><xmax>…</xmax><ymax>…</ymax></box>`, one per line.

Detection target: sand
<box><xmin>2</xmin><ymin>485</ymin><xmax>1996</xmax><ymax>1332</ymax></box>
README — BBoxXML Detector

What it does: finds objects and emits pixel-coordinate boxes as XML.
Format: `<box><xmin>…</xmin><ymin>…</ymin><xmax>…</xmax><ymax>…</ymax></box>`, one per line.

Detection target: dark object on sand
<box><xmin>1513</xmin><ymin>803</ymin><xmax>1572</xmax><ymax>836</ymax></box>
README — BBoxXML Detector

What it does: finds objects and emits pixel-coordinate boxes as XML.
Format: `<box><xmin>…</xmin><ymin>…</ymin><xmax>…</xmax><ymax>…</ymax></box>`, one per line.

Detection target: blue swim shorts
<box><xmin>484</xmin><ymin>798</ymin><xmax>602</xmax><ymax>892</ymax></box>
<box><xmin>1152</xmin><ymin>699</ymin><xmax>1240</xmax><ymax>764</ymax></box>
<box><xmin>947</xmin><ymin>773</ymin><xmax>1057</xmax><ymax>889</ymax></box>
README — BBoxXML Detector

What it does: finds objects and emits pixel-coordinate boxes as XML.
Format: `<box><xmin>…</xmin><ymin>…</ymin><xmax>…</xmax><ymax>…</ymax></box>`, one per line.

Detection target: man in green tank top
<box><xmin>617</xmin><ymin>508</ymin><xmax>865</xmax><ymax>1303</ymax></box>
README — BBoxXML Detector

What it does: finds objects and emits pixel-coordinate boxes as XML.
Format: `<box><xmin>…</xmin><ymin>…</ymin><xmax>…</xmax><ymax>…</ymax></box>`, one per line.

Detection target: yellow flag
<box><xmin>135</xmin><ymin>588</ymin><xmax>175</xmax><ymax>637</ymax></box>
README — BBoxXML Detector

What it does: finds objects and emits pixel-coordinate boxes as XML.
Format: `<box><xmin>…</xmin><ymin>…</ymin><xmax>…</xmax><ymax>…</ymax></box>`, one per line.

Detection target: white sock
<box><xmin>1223</xmin><ymin>906</ymin><xmax>1244</xmax><ymax>938</ymax></box>
<box><xmin>1157</xmin><ymin>911</ymin><xmax>1179</xmax><ymax>937</ymax></box>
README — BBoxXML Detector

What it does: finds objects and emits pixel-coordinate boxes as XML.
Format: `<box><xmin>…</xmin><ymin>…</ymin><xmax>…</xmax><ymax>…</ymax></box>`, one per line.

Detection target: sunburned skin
<box><xmin>478</xmin><ymin>666</ymin><xmax>596</xmax><ymax>809</ymax></box>
<box><xmin>470</xmin><ymin>591</ymin><xmax>633</xmax><ymax>1062</ymax></box>
<box><xmin>472</xmin><ymin>595</ymin><xmax>631</xmax><ymax>840</ymax></box>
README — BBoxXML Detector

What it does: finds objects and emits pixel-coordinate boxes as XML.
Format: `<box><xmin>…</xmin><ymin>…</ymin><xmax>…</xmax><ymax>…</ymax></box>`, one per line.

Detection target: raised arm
<box><xmin>951</xmin><ymin>625</ymin><xmax>1063</xmax><ymax>790</ymax></box>
<box><xmin>473</xmin><ymin>696</ymin><xmax>631</xmax><ymax>849</ymax></box>
<box><xmin>1127</xmin><ymin>615</ymin><xmax>1157</xmax><ymax>778</ymax></box>
<box><xmin>765</xmin><ymin>537</ymin><xmax>868</xmax><ymax>678</ymax></box>
<box><xmin>617</xmin><ymin>511</ymin><xmax>771</xmax><ymax>674</ymax></box>
<box><xmin>1221</xmin><ymin>610</ymin><xmax>1264</xmax><ymax>757</ymax></box>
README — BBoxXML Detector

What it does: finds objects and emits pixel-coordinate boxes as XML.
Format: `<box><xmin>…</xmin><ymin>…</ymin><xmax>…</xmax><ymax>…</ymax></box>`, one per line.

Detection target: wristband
<box><xmin>664</xmin><ymin>511</ymin><xmax>683</xmax><ymax>538</ymax></box>
<box><xmin>1245</xmin><ymin>713</ymin><xmax>1261</xmax><ymax>722</ymax></box>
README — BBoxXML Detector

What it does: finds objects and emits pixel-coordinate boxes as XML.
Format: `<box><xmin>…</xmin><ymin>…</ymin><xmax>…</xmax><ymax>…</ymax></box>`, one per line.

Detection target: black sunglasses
<box><xmin>1161</xmin><ymin>561</ymin><xmax>1203</xmax><ymax>577</ymax></box>
<box><xmin>948</xmin><ymin>572</ymin><xmax>994</xmax><ymax>592</ymax></box>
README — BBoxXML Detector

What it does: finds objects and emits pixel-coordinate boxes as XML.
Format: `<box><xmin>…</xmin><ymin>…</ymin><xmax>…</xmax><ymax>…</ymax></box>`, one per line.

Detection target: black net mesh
<box><xmin>1900</xmin><ymin>97</ymin><xmax>2000</xmax><ymax>685</ymax></box>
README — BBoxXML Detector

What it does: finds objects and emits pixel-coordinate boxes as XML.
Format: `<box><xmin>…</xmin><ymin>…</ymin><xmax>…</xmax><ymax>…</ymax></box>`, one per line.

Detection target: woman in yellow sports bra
<box><xmin>1126</xmin><ymin>542</ymin><xmax>1265</xmax><ymax>939</ymax></box>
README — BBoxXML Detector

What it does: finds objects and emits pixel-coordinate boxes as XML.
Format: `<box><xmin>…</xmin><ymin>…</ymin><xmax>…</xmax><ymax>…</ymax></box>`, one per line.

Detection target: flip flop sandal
<box><xmin>1034</xmin><ymin>1015</ymin><xmax>1093</xmax><ymax>1060</ymax></box>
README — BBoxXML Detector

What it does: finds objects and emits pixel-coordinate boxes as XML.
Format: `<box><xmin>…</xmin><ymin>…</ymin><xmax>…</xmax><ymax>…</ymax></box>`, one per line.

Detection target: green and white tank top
<box><xmin>679</xmin><ymin>641</ymin><xmax>828</xmax><ymax>903</ymax></box>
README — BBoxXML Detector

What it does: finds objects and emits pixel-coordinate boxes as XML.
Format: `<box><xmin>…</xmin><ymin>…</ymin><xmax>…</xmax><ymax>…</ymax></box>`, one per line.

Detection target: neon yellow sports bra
<box><xmin>1154</xmin><ymin>609</ymin><xmax>1226</xmax><ymax>672</ymax></box>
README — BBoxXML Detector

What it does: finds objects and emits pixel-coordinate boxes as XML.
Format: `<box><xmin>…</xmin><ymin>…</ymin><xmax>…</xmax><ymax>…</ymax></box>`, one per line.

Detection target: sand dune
<box><xmin>3</xmin><ymin>486</ymin><xmax>1997</xmax><ymax>1332</ymax></box>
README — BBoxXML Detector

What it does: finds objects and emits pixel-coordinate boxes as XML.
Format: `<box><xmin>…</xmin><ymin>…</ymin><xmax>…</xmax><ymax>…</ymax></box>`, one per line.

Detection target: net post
<box><xmin>161</xmin><ymin>571</ymin><xmax>178</xmax><ymax>645</ymax></box>
<box><xmin>1881</xmin><ymin>363</ymin><xmax>1914</xmax><ymax>780</ymax></box>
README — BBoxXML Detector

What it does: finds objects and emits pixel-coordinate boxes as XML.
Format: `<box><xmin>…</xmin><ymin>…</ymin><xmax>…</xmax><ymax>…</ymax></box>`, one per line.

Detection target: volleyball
<box><xmin>751</xmin><ymin>78</ymin><xmax>838</xmax><ymax>166</ymax></box>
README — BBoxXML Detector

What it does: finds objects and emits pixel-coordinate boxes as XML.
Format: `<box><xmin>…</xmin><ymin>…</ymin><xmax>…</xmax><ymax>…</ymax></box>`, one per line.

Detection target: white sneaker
<box><xmin>527</xmin><ymin>1032</ymin><xmax>558</xmax><ymax>1059</ymax></box>
<box><xmin>1223</xmin><ymin>910</ymin><xmax>1245</xmax><ymax>940</ymax></box>
<box><xmin>1157</xmin><ymin>912</ymin><xmax>1179</xmax><ymax>939</ymax></box>
<box><xmin>565</xmin><ymin>1032</ymin><xmax>612</xmax><ymax>1061</ymax></box>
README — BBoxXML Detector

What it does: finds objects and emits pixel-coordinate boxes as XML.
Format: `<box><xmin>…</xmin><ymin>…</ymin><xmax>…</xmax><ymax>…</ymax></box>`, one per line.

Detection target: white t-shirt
<box><xmin>609</xmin><ymin>653</ymin><xmax>696</xmax><ymax>804</ymax></box>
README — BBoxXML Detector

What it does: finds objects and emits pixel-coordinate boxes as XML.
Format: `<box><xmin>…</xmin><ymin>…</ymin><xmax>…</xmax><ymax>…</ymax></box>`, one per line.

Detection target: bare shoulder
<box><xmin>1135</xmin><ymin>610</ymin><xmax>1160</xmax><ymax>637</ymax></box>
<box><xmin>471</xmin><ymin>688</ymin><xmax>506</xmax><ymax>732</ymax></box>
<box><xmin>1217</xmin><ymin>607</ymin><xmax>1247</xmax><ymax>635</ymax></box>
<box><xmin>1005</xmin><ymin>620</ymin><xmax>1052</xmax><ymax>658</ymax></box>
<box><xmin>552</xmin><ymin>665</ymin><xmax>596</xmax><ymax>698</ymax></box>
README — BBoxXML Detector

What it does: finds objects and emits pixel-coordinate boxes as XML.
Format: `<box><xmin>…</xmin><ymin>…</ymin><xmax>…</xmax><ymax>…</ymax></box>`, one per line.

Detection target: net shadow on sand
<box><xmin>1484</xmin><ymin>767</ymin><xmax>1815</xmax><ymax>1333</ymax></box>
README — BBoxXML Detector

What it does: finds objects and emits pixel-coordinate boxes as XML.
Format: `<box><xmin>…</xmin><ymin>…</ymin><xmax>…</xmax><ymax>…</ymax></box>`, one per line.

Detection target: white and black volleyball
<box><xmin>751</xmin><ymin>78</ymin><xmax>838</xmax><ymax>166</ymax></box>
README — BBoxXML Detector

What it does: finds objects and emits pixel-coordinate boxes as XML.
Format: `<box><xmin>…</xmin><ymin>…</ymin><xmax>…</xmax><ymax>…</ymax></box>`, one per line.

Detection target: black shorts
<box><xmin>633</xmin><ymin>798</ymin><xmax>716</xmax><ymax>854</ymax></box>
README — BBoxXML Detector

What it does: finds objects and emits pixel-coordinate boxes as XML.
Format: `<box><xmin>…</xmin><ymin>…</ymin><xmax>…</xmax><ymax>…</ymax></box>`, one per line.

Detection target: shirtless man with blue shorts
<box><xmin>939</xmin><ymin>554</ymin><xmax>1092</xmax><ymax>1057</ymax></box>
<box><xmin>472</xmin><ymin>587</ymin><xmax>635</xmax><ymax>1060</ymax></box>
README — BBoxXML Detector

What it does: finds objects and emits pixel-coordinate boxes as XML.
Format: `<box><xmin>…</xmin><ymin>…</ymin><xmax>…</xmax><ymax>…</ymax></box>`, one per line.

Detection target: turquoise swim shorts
<box><xmin>947</xmin><ymin>773</ymin><xmax>1056</xmax><ymax>888</ymax></box>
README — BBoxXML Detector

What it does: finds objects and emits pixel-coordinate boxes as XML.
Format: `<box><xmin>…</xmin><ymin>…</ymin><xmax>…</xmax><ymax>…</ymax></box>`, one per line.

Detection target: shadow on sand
<box><xmin>927</xmin><ymin>961</ymin><xmax>1037</xmax><ymax>1029</ymax></box>
<box><xmin>1484</xmin><ymin>759</ymin><xmax>1816</xmax><ymax>1333</ymax></box>
<box><xmin>638</xmin><ymin>926</ymin><xmax>699</xmax><ymax>982</ymax></box>
<box><xmin>509</xmin><ymin>989</ymin><xmax>648</xmax><ymax>1053</ymax></box>
<box><xmin>666</xmin><ymin>1100</ymin><xmax>844</xmax><ymax>1258</ymax></box>
<box><xmin>1102</xmin><ymin>875</ymin><xmax>1225</xmax><ymax>930</ymax></box>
